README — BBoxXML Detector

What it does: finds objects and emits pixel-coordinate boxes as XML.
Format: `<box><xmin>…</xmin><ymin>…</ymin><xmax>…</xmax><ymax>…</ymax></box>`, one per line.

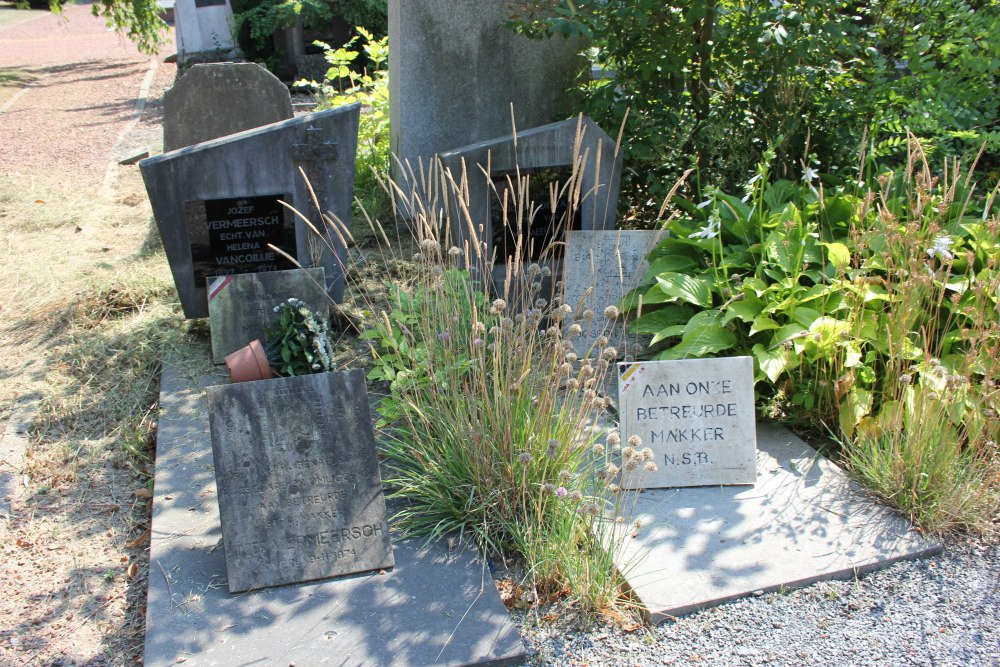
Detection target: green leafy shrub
<box><xmin>232</xmin><ymin>0</ymin><xmax>386</xmax><ymax>73</ymax></box>
<box><xmin>628</xmin><ymin>141</ymin><xmax>1000</xmax><ymax>533</ymax></box>
<box><xmin>300</xmin><ymin>28</ymin><xmax>391</xmax><ymax>219</ymax></box>
<box><xmin>511</xmin><ymin>1</ymin><xmax>999</xmax><ymax>221</ymax></box>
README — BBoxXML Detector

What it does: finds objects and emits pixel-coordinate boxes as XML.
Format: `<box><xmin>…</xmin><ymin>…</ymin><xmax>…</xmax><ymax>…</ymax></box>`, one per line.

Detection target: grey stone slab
<box><xmin>562</xmin><ymin>230</ymin><xmax>661</xmax><ymax>356</ymax></box>
<box><xmin>617</xmin><ymin>357</ymin><xmax>757</xmax><ymax>488</ymax></box>
<box><xmin>146</xmin><ymin>350</ymin><xmax>526</xmax><ymax>666</ymax></box>
<box><xmin>164</xmin><ymin>63</ymin><xmax>290</xmax><ymax>152</ymax></box>
<box><xmin>611</xmin><ymin>422</ymin><xmax>941</xmax><ymax>622</ymax></box>
<box><xmin>141</xmin><ymin>105</ymin><xmax>359</xmax><ymax>319</ymax></box>
<box><xmin>389</xmin><ymin>0</ymin><xmax>586</xmax><ymax>201</ymax></box>
<box><xmin>437</xmin><ymin>117</ymin><xmax>622</xmax><ymax>289</ymax></box>
<box><xmin>207</xmin><ymin>267</ymin><xmax>327</xmax><ymax>363</ymax></box>
<box><xmin>207</xmin><ymin>370</ymin><xmax>394</xmax><ymax>592</ymax></box>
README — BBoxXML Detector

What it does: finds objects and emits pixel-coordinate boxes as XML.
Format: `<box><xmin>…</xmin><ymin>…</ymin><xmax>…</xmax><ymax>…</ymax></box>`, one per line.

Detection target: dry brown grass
<box><xmin>0</xmin><ymin>165</ymin><xmax>191</xmax><ymax>665</ymax></box>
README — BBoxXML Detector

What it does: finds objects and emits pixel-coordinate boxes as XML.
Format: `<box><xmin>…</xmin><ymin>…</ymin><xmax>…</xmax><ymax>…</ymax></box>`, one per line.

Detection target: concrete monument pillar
<box><xmin>388</xmin><ymin>0</ymin><xmax>587</xmax><ymax>196</ymax></box>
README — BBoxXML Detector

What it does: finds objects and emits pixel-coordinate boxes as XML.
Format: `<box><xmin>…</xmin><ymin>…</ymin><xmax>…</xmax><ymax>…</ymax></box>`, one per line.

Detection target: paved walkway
<box><xmin>0</xmin><ymin>1</ymin><xmax>175</xmax><ymax>182</ymax></box>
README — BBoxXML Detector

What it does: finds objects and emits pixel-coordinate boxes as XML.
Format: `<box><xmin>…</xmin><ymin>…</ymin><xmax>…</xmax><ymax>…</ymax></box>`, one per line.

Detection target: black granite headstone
<box><xmin>207</xmin><ymin>370</ymin><xmax>394</xmax><ymax>592</ymax></box>
<box><xmin>186</xmin><ymin>194</ymin><xmax>298</xmax><ymax>282</ymax></box>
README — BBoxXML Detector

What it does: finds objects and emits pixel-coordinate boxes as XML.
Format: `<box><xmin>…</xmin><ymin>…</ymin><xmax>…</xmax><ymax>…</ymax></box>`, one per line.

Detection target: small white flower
<box><xmin>802</xmin><ymin>166</ymin><xmax>819</xmax><ymax>183</ymax></box>
<box><xmin>926</xmin><ymin>235</ymin><xmax>954</xmax><ymax>261</ymax></box>
<box><xmin>690</xmin><ymin>211</ymin><xmax>722</xmax><ymax>240</ymax></box>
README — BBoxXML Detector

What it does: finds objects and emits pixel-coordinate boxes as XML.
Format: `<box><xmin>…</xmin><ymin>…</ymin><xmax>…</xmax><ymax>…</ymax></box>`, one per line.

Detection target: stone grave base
<box><xmin>612</xmin><ymin>422</ymin><xmax>941</xmax><ymax>622</ymax></box>
<box><xmin>145</xmin><ymin>346</ymin><xmax>525</xmax><ymax>666</ymax></box>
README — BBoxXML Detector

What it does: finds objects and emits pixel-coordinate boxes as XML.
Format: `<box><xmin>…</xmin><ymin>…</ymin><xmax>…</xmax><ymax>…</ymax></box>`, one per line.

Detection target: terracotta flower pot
<box><xmin>224</xmin><ymin>339</ymin><xmax>273</xmax><ymax>383</ymax></box>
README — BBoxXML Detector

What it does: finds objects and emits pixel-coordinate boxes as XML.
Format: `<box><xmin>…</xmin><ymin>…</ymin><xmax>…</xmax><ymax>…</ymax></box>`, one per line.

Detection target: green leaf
<box><xmin>723</xmin><ymin>294</ymin><xmax>764</xmax><ymax>324</ymax></box>
<box><xmin>656</xmin><ymin>272</ymin><xmax>713</xmax><ymax>307</ymax></box>
<box><xmin>651</xmin><ymin>324</ymin><xmax>687</xmax><ymax>345</ymax></box>
<box><xmin>658</xmin><ymin>311</ymin><xmax>736</xmax><ymax>359</ymax></box>
<box><xmin>630</xmin><ymin>305</ymin><xmax>692</xmax><ymax>334</ymax></box>
<box><xmin>822</xmin><ymin>242</ymin><xmax>851</xmax><ymax>270</ymax></box>
<box><xmin>645</xmin><ymin>255</ymin><xmax>698</xmax><ymax>280</ymax></box>
<box><xmin>839</xmin><ymin>387</ymin><xmax>872</xmax><ymax>438</ymax></box>
<box><xmin>753</xmin><ymin>343</ymin><xmax>788</xmax><ymax>383</ymax></box>
<box><xmin>750</xmin><ymin>315</ymin><xmax>780</xmax><ymax>336</ymax></box>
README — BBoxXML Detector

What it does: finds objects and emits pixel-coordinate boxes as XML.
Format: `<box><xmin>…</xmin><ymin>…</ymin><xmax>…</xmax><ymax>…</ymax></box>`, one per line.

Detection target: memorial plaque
<box><xmin>207</xmin><ymin>370</ymin><xmax>394</xmax><ymax>592</ymax></box>
<box><xmin>207</xmin><ymin>267</ymin><xmax>328</xmax><ymax>364</ymax></box>
<box><xmin>186</xmin><ymin>194</ymin><xmax>297</xmax><ymax>282</ymax></box>
<box><xmin>562</xmin><ymin>230</ymin><xmax>661</xmax><ymax>356</ymax></box>
<box><xmin>618</xmin><ymin>357</ymin><xmax>757</xmax><ymax>489</ymax></box>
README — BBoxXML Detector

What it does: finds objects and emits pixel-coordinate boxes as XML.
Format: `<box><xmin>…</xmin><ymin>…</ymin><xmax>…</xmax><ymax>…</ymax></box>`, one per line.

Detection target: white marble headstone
<box><xmin>618</xmin><ymin>357</ymin><xmax>757</xmax><ymax>489</ymax></box>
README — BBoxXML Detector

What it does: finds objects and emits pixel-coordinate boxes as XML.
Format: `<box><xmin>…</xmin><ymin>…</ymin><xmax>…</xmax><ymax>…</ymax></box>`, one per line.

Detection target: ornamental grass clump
<box><xmin>363</xmin><ymin>132</ymin><xmax>654</xmax><ymax>613</ymax></box>
<box><xmin>843</xmin><ymin>144</ymin><xmax>1000</xmax><ymax>534</ymax></box>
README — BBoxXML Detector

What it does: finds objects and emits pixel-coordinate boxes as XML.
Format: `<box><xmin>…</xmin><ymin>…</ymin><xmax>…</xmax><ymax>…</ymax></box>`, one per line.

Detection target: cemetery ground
<box><xmin>1</xmin><ymin>6</ymin><xmax>999</xmax><ymax>667</ymax></box>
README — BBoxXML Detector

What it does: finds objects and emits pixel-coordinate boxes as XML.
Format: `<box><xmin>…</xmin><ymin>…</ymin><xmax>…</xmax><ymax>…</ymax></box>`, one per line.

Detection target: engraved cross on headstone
<box><xmin>292</xmin><ymin>126</ymin><xmax>340</xmax><ymax>164</ymax></box>
<box><xmin>291</xmin><ymin>125</ymin><xmax>345</xmax><ymax>303</ymax></box>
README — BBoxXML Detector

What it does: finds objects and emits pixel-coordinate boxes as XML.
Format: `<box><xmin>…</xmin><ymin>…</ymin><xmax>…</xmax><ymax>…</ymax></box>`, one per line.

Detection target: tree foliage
<box><xmin>510</xmin><ymin>1</ymin><xmax>999</xmax><ymax>221</ymax></box>
<box><xmin>19</xmin><ymin>0</ymin><xmax>168</xmax><ymax>54</ymax></box>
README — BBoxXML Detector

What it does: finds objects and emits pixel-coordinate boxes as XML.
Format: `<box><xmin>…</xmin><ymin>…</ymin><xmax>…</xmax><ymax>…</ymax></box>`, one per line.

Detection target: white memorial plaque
<box><xmin>618</xmin><ymin>357</ymin><xmax>757</xmax><ymax>489</ymax></box>
<box><xmin>562</xmin><ymin>230</ymin><xmax>661</xmax><ymax>356</ymax></box>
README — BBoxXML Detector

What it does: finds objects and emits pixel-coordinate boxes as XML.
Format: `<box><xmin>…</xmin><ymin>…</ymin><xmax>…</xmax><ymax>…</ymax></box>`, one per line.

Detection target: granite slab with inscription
<box><xmin>611</xmin><ymin>422</ymin><xmax>941</xmax><ymax>622</ymax></box>
<box><xmin>562</xmin><ymin>230</ymin><xmax>661</xmax><ymax>356</ymax></box>
<box><xmin>146</xmin><ymin>349</ymin><xmax>525</xmax><ymax>666</ymax></box>
<box><xmin>207</xmin><ymin>370</ymin><xmax>393</xmax><ymax>592</ymax></box>
<box><xmin>618</xmin><ymin>357</ymin><xmax>757</xmax><ymax>488</ymax></box>
<box><xmin>207</xmin><ymin>267</ymin><xmax>327</xmax><ymax>363</ymax></box>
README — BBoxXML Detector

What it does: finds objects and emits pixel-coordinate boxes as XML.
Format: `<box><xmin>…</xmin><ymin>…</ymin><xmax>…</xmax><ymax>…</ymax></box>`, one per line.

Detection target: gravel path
<box><xmin>0</xmin><ymin>1</ymin><xmax>174</xmax><ymax>182</ymax></box>
<box><xmin>516</xmin><ymin>536</ymin><xmax>999</xmax><ymax>666</ymax></box>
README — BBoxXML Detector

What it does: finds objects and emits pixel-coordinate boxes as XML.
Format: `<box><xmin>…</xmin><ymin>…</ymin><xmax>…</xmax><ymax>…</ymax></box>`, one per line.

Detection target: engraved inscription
<box><xmin>618</xmin><ymin>357</ymin><xmax>757</xmax><ymax>489</ymax></box>
<box><xmin>208</xmin><ymin>370</ymin><xmax>394</xmax><ymax>592</ymax></box>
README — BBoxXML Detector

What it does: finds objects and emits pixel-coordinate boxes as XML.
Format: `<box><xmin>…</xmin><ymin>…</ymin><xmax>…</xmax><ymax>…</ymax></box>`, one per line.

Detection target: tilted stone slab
<box><xmin>145</xmin><ymin>350</ymin><xmax>526</xmax><ymax>666</ymax></box>
<box><xmin>207</xmin><ymin>370</ymin><xmax>394</xmax><ymax>592</ymax></box>
<box><xmin>437</xmin><ymin>116</ymin><xmax>622</xmax><ymax>288</ymax></box>
<box><xmin>562</xmin><ymin>230</ymin><xmax>661</xmax><ymax>356</ymax></box>
<box><xmin>141</xmin><ymin>106</ymin><xmax>358</xmax><ymax>319</ymax></box>
<box><xmin>611</xmin><ymin>422</ymin><xmax>941</xmax><ymax>622</ymax></box>
<box><xmin>618</xmin><ymin>357</ymin><xmax>757</xmax><ymax>489</ymax></box>
<box><xmin>207</xmin><ymin>267</ymin><xmax>327</xmax><ymax>363</ymax></box>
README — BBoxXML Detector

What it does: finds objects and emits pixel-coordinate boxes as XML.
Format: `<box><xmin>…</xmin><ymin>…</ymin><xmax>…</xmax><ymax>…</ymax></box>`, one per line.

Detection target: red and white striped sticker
<box><xmin>208</xmin><ymin>276</ymin><xmax>233</xmax><ymax>301</ymax></box>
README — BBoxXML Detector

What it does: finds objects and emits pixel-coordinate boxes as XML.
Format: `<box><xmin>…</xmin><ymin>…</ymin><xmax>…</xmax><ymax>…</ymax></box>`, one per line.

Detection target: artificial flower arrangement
<box><xmin>224</xmin><ymin>298</ymin><xmax>336</xmax><ymax>382</ymax></box>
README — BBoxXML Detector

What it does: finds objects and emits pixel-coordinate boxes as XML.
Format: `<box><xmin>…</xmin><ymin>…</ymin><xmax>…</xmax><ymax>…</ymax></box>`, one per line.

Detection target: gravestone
<box><xmin>207</xmin><ymin>267</ymin><xmax>327</xmax><ymax>364</ymax></box>
<box><xmin>207</xmin><ymin>369</ymin><xmax>393</xmax><ymax>592</ymax></box>
<box><xmin>618</xmin><ymin>357</ymin><xmax>757</xmax><ymax>489</ymax></box>
<box><xmin>562</xmin><ymin>230</ymin><xmax>662</xmax><ymax>356</ymax></box>
<box><xmin>163</xmin><ymin>63</ymin><xmax>293</xmax><ymax>152</ymax></box>
<box><xmin>437</xmin><ymin>116</ymin><xmax>622</xmax><ymax>288</ymax></box>
<box><xmin>141</xmin><ymin>105</ymin><xmax>359</xmax><ymax>319</ymax></box>
<box><xmin>172</xmin><ymin>0</ymin><xmax>240</xmax><ymax>64</ymax></box>
<box><xmin>388</xmin><ymin>0</ymin><xmax>586</xmax><ymax>201</ymax></box>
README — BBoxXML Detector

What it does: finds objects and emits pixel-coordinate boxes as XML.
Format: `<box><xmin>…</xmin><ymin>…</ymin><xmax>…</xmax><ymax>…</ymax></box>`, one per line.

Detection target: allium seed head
<box><xmin>627</xmin><ymin>435</ymin><xmax>642</xmax><ymax>447</ymax></box>
<box><xmin>604</xmin><ymin>305</ymin><xmax>620</xmax><ymax>320</ymax></box>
